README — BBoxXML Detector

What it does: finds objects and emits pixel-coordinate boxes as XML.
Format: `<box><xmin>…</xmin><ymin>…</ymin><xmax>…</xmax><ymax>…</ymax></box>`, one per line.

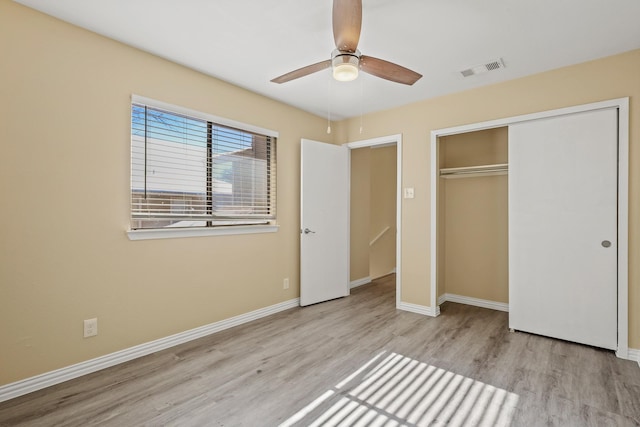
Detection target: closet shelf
<box><xmin>439</xmin><ymin>163</ymin><xmax>508</xmax><ymax>179</ymax></box>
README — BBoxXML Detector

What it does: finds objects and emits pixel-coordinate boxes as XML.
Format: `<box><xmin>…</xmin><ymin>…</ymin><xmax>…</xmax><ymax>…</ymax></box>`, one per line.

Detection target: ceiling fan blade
<box><xmin>271</xmin><ymin>60</ymin><xmax>332</xmax><ymax>84</ymax></box>
<box><xmin>333</xmin><ymin>0</ymin><xmax>362</xmax><ymax>52</ymax></box>
<box><xmin>360</xmin><ymin>55</ymin><xmax>422</xmax><ymax>85</ymax></box>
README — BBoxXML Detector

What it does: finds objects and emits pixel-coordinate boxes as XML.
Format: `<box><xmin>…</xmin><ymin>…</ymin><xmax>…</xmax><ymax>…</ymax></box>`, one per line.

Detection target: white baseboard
<box><xmin>350</xmin><ymin>277</ymin><xmax>372</xmax><ymax>289</ymax></box>
<box><xmin>397</xmin><ymin>302</ymin><xmax>440</xmax><ymax>317</ymax></box>
<box><xmin>0</xmin><ymin>298</ymin><xmax>300</xmax><ymax>403</ymax></box>
<box><xmin>438</xmin><ymin>293</ymin><xmax>509</xmax><ymax>312</ymax></box>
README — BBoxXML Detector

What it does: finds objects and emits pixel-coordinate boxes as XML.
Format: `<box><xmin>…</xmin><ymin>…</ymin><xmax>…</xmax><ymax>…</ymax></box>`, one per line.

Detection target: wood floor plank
<box><xmin>1</xmin><ymin>274</ymin><xmax>639</xmax><ymax>426</ymax></box>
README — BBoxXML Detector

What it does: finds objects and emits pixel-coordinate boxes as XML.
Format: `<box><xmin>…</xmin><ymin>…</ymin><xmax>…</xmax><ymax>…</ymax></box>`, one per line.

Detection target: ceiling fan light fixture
<box><xmin>333</xmin><ymin>63</ymin><xmax>358</xmax><ymax>81</ymax></box>
<box><xmin>332</xmin><ymin>50</ymin><xmax>360</xmax><ymax>82</ymax></box>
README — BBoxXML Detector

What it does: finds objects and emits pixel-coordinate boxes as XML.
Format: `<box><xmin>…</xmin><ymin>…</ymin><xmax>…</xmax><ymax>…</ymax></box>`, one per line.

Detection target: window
<box><xmin>130</xmin><ymin>96</ymin><xmax>277</xmax><ymax>231</ymax></box>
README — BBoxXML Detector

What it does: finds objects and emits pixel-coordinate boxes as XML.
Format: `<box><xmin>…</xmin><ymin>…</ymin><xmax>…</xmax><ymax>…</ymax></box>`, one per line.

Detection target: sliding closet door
<box><xmin>509</xmin><ymin>108</ymin><xmax>618</xmax><ymax>350</ymax></box>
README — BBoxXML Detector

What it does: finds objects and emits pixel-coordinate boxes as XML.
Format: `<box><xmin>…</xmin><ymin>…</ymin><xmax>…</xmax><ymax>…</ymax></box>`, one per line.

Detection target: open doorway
<box><xmin>350</xmin><ymin>145</ymin><xmax>397</xmax><ymax>282</ymax></box>
<box><xmin>345</xmin><ymin>134</ymin><xmax>402</xmax><ymax>306</ymax></box>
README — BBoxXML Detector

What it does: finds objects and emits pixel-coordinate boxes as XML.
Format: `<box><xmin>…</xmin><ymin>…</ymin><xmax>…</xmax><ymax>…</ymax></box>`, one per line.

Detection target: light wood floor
<box><xmin>1</xmin><ymin>275</ymin><xmax>639</xmax><ymax>426</ymax></box>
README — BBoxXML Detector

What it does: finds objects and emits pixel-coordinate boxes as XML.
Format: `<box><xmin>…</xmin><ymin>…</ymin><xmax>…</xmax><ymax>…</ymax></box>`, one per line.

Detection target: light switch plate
<box><xmin>403</xmin><ymin>188</ymin><xmax>415</xmax><ymax>199</ymax></box>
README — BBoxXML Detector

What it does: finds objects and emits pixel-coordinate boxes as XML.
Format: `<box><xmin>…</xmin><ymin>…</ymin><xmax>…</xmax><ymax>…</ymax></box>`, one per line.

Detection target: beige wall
<box><xmin>369</xmin><ymin>146</ymin><xmax>397</xmax><ymax>279</ymax></box>
<box><xmin>0</xmin><ymin>2</ymin><xmax>331</xmax><ymax>385</ymax></box>
<box><xmin>350</xmin><ymin>148</ymin><xmax>371</xmax><ymax>281</ymax></box>
<box><xmin>439</xmin><ymin>128</ymin><xmax>508</xmax><ymax>302</ymax></box>
<box><xmin>336</xmin><ymin>49</ymin><xmax>640</xmax><ymax>349</ymax></box>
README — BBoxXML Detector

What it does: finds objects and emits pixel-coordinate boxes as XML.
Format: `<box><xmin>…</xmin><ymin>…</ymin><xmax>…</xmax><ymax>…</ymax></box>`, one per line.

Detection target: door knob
<box><xmin>601</xmin><ymin>240</ymin><xmax>612</xmax><ymax>248</ymax></box>
<box><xmin>303</xmin><ymin>228</ymin><xmax>316</xmax><ymax>234</ymax></box>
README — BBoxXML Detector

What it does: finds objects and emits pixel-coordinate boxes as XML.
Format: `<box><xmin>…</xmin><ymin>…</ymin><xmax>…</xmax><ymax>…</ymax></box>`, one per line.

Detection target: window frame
<box><xmin>127</xmin><ymin>95</ymin><xmax>279</xmax><ymax>240</ymax></box>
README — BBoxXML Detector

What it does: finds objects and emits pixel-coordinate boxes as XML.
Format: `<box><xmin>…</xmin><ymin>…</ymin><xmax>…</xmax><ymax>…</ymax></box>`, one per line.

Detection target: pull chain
<box><xmin>327</xmin><ymin>76</ymin><xmax>332</xmax><ymax>134</ymax></box>
<box><xmin>359</xmin><ymin>74</ymin><xmax>364</xmax><ymax>134</ymax></box>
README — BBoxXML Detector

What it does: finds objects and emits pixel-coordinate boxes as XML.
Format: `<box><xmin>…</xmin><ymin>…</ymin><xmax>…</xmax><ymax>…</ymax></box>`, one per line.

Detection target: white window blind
<box><xmin>131</xmin><ymin>100</ymin><xmax>276</xmax><ymax>230</ymax></box>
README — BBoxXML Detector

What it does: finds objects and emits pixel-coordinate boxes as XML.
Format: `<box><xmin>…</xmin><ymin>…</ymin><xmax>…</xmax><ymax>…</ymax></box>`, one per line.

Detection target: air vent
<box><xmin>460</xmin><ymin>58</ymin><xmax>505</xmax><ymax>77</ymax></box>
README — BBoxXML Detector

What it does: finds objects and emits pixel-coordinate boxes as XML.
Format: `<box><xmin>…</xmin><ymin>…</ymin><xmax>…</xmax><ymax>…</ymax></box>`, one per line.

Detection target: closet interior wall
<box><xmin>437</xmin><ymin>127</ymin><xmax>509</xmax><ymax>305</ymax></box>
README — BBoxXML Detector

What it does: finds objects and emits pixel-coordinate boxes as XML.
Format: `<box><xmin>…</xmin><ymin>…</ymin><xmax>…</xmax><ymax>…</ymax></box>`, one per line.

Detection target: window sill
<box><xmin>127</xmin><ymin>224</ymin><xmax>279</xmax><ymax>241</ymax></box>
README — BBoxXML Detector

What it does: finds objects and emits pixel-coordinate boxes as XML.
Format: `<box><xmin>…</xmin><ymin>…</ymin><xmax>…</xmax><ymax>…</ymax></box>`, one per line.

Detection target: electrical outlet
<box><xmin>83</xmin><ymin>318</ymin><xmax>98</xmax><ymax>338</ymax></box>
<box><xmin>283</xmin><ymin>278</ymin><xmax>290</xmax><ymax>290</ymax></box>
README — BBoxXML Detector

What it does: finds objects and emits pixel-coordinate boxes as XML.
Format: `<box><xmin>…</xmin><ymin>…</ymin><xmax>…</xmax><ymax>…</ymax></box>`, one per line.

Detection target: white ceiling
<box><xmin>15</xmin><ymin>0</ymin><xmax>640</xmax><ymax>120</ymax></box>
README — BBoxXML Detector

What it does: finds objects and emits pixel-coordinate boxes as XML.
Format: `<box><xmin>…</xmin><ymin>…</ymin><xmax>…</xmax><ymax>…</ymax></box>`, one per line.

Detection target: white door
<box><xmin>509</xmin><ymin>108</ymin><xmax>618</xmax><ymax>350</ymax></box>
<box><xmin>300</xmin><ymin>139</ymin><xmax>350</xmax><ymax>306</ymax></box>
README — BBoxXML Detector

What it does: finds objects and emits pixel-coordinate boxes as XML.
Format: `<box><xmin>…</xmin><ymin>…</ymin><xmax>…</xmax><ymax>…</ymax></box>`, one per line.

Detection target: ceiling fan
<box><xmin>271</xmin><ymin>0</ymin><xmax>422</xmax><ymax>86</ymax></box>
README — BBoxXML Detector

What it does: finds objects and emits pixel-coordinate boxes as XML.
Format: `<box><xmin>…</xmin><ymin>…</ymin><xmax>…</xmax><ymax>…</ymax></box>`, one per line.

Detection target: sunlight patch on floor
<box><xmin>280</xmin><ymin>351</ymin><xmax>519</xmax><ymax>427</ymax></box>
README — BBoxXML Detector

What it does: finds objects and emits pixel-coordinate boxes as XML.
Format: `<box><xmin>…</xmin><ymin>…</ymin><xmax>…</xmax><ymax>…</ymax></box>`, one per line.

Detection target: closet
<box><xmin>434</xmin><ymin>102</ymin><xmax>624</xmax><ymax>351</ymax></box>
<box><xmin>437</xmin><ymin>127</ymin><xmax>509</xmax><ymax>307</ymax></box>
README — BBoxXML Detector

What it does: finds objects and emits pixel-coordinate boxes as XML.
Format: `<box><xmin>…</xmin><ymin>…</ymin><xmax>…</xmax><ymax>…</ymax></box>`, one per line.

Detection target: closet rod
<box><xmin>439</xmin><ymin>163</ymin><xmax>508</xmax><ymax>179</ymax></box>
